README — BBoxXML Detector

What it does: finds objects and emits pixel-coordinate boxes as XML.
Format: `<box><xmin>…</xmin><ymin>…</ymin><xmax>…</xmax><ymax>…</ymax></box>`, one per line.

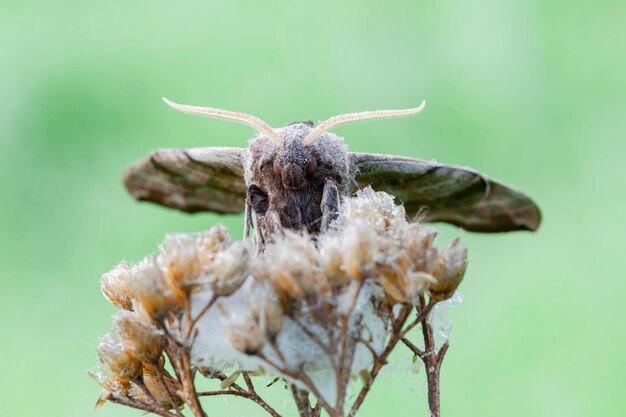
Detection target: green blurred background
<box><xmin>1</xmin><ymin>1</ymin><xmax>624</xmax><ymax>416</ymax></box>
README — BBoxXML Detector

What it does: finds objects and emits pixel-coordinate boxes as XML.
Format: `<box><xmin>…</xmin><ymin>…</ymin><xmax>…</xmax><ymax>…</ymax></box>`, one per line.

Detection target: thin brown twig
<box><xmin>198</xmin><ymin>390</ymin><xmax>282</xmax><ymax>417</ymax></box>
<box><xmin>180</xmin><ymin>350</ymin><xmax>207</xmax><ymax>417</ymax></box>
<box><xmin>258</xmin><ymin>352</ymin><xmax>335</xmax><ymax>417</ymax></box>
<box><xmin>397</xmin><ymin>301</ymin><xmax>436</xmax><ymax>340</ymax></box>
<box><xmin>417</xmin><ymin>295</ymin><xmax>449</xmax><ymax>417</ymax></box>
<box><xmin>400</xmin><ymin>337</ymin><xmax>425</xmax><ymax>359</ymax></box>
<box><xmin>155</xmin><ymin>366</ymin><xmax>184</xmax><ymax>417</ymax></box>
<box><xmin>186</xmin><ymin>294</ymin><xmax>219</xmax><ymax>339</ymax></box>
<box><xmin>292</xmin><ymin>318</ymin><xmax>333</xmax><ymax>359</ymax></box>
<box><xmin>242</xmin><ymin>371</ymin><xmax>256</xmax><ymax>392</ymax></box>
<box><xmin>290</xmin><ymin>384</ymin><xmax>312</xmax><ymax>417</ymax></box>
<box><xmin>437</xmin><ymin>341</ymin><xmax>450</xmax><ymax>362</ymax></box>
<box><xmin>109</xmin><ymin>395</ymin><xmax>177</xmax><ymax>417</ymax></box>
<box><xmin>133</xmin><ymin>376</ymin><xmax>169</xmax><ymax>413</ymax></box>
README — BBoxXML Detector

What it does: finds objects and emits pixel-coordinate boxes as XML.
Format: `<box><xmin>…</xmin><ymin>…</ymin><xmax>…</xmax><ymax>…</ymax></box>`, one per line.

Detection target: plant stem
<box><xmin>401</xmin><ymin>297</ymin><xmax>449</xmax><ymax>417</ymax></box>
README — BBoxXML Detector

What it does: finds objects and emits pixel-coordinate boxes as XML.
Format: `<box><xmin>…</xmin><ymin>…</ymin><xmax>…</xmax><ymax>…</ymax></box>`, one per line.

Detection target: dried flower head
<box><xmin>207</xmin><ymin>241</ymin><xmax>250</xmax><ymax>296</ymax></box>
<box><xmin>258</xmin><ymin>232</ymin><xmax>323</xmax><ymax>298</ymax></box>
<box><xmin>260</xmin><ymin>287</ymin><xmax>283</xmax><ymax>340</ymax></box>
<box><xmin>112</xmin><ymin>310</ymin><xmax>164</xmax><ymax>364</ymax></box>
<box><xmin>101</xmin><ymin>262</ymin><xmax>133</xmax><ymax>310</ymax></box>
<box><xmin>97</xmin><ymin>331</ymin><xmax>142</xmax><ymax>382</ymax></box>
<box><xmin>130</xmin><ymin>257</ymin><xmax>182</xmax><ymax>322</ymax></box>
<box><xmin>159</xmin><ymin>233</ymin><xmax>202</xmax><ymax>291</ymax></box>
<box><xmin>340</xmin><ymin>225</ymin><xmax>378</xmax><ymax>281</ymax></box>
<box><xmin>197</xmin><ymin>224</ymin><xmax>233</xmax><ymax>262</ymax></box>
<box><xmin>430</xmin><ymin>238</ymin><xmax>468</xmax><ymax>301</ymax></box>
<box><xmin>93</xmin><ymin>186</ymin><xmax>469</xmax><ymax>417</ymax></box>
<box><xmin>226</xmin><ymin>314</ymin><xmax>266</xmax><ymax>355</ymax></box>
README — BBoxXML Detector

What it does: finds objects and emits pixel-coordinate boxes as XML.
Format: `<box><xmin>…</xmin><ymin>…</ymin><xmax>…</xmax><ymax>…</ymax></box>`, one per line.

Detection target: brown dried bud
<box><xmin>254</xmin><ymin>233</ymin><xmax>323</xmax><ymax>303</ymax></box>
<box><xmin>341</xmin><ymin>225</ymin><xmax>377</xmax><ymax>280</ymax></box>
<box><xmin>141</xmin><ymin>368</ymin><xmax>184</xmax><ymax>409</ymax></box>
<box><xmin>113</xmin><ymin>310</ymin><xmax>164</xmax><ymax>364</ymax></box>
<box><xmin>101</xmin><ymin>262</ymin><xmax>133</xmax><ymax>310</ymax></box>
<box><xmin>197</xmin><ymin>224</ymin><xmax>233</xmax><ymax>263</ymax></box>
<box><xmin>429</xmin><ymin>238</ymin><xmax>468</xmax><ymax>301</ymax></box>
<box><xmin>226</xmin><ymin>320</ymin><xmax>265</xmax><ymax>355</ymax></box>
<box><xmin>97</xmin><ymin>332</ymin><xmax>142</xmax><ymax>381</ymax></box>
<box><xmin>208</xmin><ymin>241</ymin><xmax>250</xmax><ymax>296</ymax></box>
<box><xmin>260</xmin><ymin>287</ymin><xmax>283</xmax><ymax>340</ymax></box>
<box><xmin>159</xmin><ymin>233</ymin><xmax>202</xmax><ymax>291</ymax></box>
<box><xmin>318</xmin><ymin>237</ymin><xmax>345</xmax><ymax>285</ymax></box>
<box><xmin>378</xmin><ymin>254</ymin><xmax>434</xmax><ymax>305</ymax></box>
<box><xmin>404</xmin><ymin>224</ymin><xmax>440</xmax><ymax>273</ymax></box>
<box><xmin>130</xmin><ymin>257</ymin><xmax>182</xmax><ymax>322</ymax></box>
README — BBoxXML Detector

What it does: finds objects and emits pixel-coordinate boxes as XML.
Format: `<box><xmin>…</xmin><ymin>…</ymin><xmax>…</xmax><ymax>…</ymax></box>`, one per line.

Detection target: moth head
<box><xmin>272</xmin><ymin>123</ymin><xmax>319</xmax><ymax>190</ymax></box>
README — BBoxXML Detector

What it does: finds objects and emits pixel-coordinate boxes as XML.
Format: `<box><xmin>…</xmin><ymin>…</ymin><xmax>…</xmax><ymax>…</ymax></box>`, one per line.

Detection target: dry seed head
<box><xmin>341</xmin><ymin>224</ymin><xmax>377</xmax><ymax>280</ymax></box>
<box><xmin>97</xmin><ymin>332</ymin><xmax>142</xmax><ymax>381</ymax></box>
<box><xmin>333</xmin><ymin>187</ymin><xmax>406</xmax><ymax>235</ymax></box>
<box><xmin>226</xmin><ymin>318</ymin><xmax>266</xmax><ymax>355</ymax></box>
<box><xmin>404</xmin><ymin>225</ymin><xmax>440</xmax><ymax>273</ymax></box>
<box><xmin>130</xmin><ymin>257</ymin><xmax>182</xmax><ymax>321</ymax></box>
<box><xmin>208</xmin><ymin>241</ymin><xmax>250</xmax><ymax>296</ymax></box>
<box><xmin>429</xmin><ymin>238</ymin><xmax>468</xmax><ymax>301</ymax></box>
<box><xmin>258</xmin><ymin>232</ymin><xmax>319</xmax><ymax>297</ymax></box>
<box><xmin>317</xmin><ymin>236</ymin><xmax>344</xmax><ymax>282</ymax></box>
<box><xmin>197</xmin><ymin>224</ymin><xmax>233</xmax><ymax>259</ymax></box>
<box><xmin>254</xmin><ymin>258</ymin><xmax>306</xmax><ymax>304</ymax></box>
<box><xmin>159</xmin><ymin>233</ymin><xmax>202</xmax><ymax>290</ymax></box>
<box><xmin>259</xmin><ymin>285</ymin><xmax>283</xmax><ymax>340</ymax></box>
<box><xmin>112</xmin><ymin>310</ymin><xmax>164</xmax><ymax>364</ymax></box>
<box><xmin>101</xmin><ymin>262</ymin><xmax>134</xmax><ymax>310</ymax></box>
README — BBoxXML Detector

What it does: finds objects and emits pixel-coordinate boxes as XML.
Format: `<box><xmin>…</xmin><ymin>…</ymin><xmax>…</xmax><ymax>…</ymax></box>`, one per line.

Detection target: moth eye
<box><xmin>273</xmin><ymin>158</ymin><xmax>282</xmax><ymax>176</ymax></box>
<box><xmin>248</xmin><ymin>184</ymin><xmax>269</xmax><ymax>215</ymax></box>
<box><xmin>306</xmin><ymin>157</ymin><xmax>318</xmax><ymax>176</ymax></box>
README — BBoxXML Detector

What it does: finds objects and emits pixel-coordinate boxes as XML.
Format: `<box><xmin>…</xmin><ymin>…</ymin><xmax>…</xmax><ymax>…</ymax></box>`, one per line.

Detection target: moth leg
<box><xmin>264</xmin><ymin>209</ymin><xmax>283</xmax><ymax>239</ymax></box>
<box><xmin>247</xmin><ymin>184</ymin><xmax>269</xmax><ymax>252</ymax></box>
<box><xmin>320</xmin><ymin>178</ymin><xmax>340</xmax><ymax>232</ymax></box>
<box><xmin>243</xmin><ymin>201</ymin><xmax>253</xmax><ymax>240</ymax></box>
<box><xmin>254</xmin><ymin>220</ymin><xmax>265</xmax><ymax>253</ymax></box>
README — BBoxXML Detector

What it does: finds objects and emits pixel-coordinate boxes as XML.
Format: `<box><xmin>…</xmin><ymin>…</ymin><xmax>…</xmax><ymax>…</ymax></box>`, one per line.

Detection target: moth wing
<box><xmin>349</xmin><ymin>152</ymin><xmax>541</xmax><ymax>232</ymax></box>
<box><xmin>123</xmin><ymin>147</ymin><xmax>246</xmax><ymax>214</ymax></box>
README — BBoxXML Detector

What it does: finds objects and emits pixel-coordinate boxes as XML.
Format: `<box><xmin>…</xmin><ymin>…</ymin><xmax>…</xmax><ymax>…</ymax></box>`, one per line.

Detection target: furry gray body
<box><xmin>244</xmin><ymin>123</ymin><xmax>352</xmax><ymax>247</ymax></box>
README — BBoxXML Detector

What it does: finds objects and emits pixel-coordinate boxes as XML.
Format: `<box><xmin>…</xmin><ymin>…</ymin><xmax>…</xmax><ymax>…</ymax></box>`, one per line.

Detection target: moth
<box><xmin>124</xmin><ymin>98</ymin><xmax>541</xmax><ymax>250</ymax></box>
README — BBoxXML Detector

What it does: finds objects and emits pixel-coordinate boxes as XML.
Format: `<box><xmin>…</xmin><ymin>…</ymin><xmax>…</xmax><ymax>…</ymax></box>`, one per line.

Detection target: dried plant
<box><xmin>91</xmin><ymin>187</ymin><xmax>467</xmax><ymax>417</ymax></box>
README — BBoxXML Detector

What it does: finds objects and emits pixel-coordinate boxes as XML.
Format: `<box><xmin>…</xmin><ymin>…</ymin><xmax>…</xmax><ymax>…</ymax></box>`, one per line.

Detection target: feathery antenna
<box><xmin>162</xmin><ymin>97</ymin><xmax>283</xmax><ymax>147</ymax></box>
<box><xmin>303</xmin><ymin>100</ymin><xmax>426</xmax><ymax>146</ymax></box>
